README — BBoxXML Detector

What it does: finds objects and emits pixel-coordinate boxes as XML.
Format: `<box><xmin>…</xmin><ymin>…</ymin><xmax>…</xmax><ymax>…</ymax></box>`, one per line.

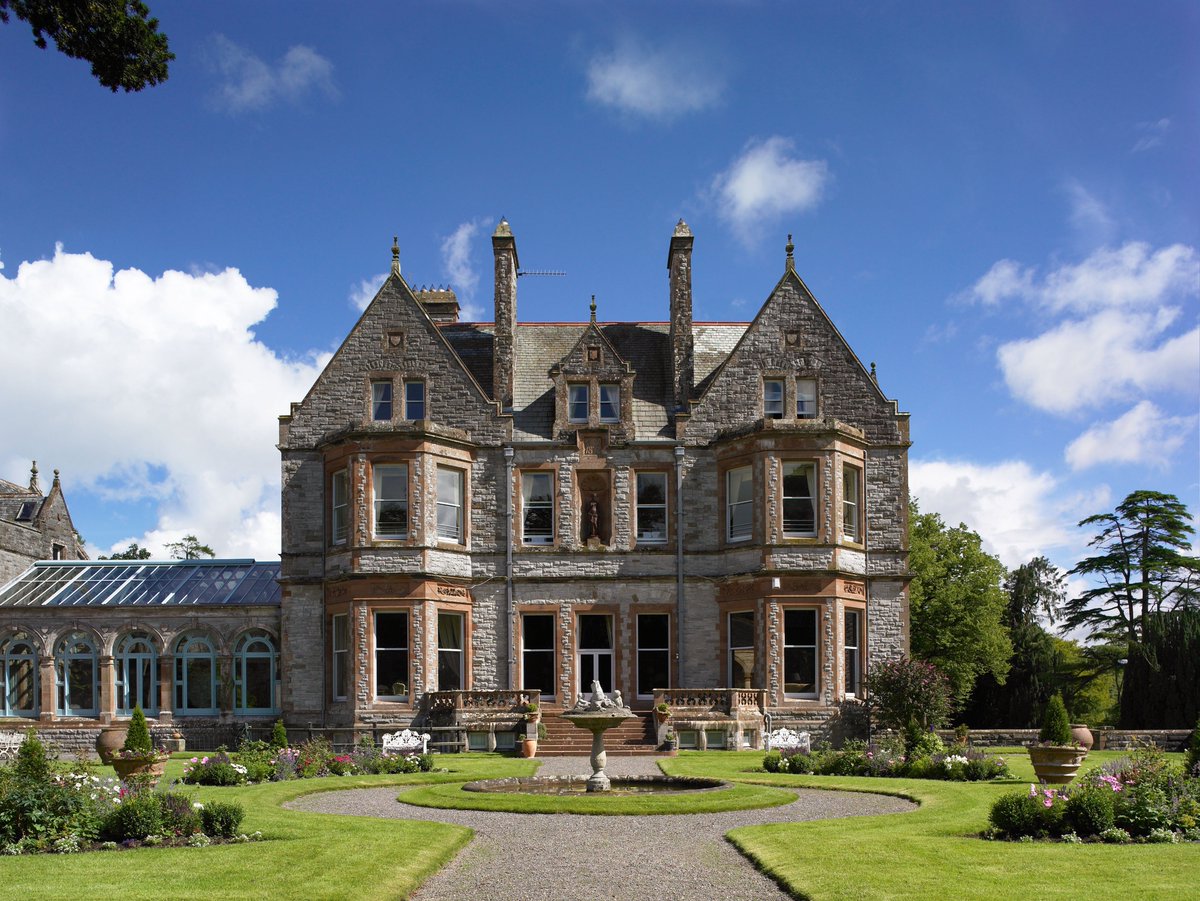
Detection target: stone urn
<box><xmin>520</xmin><ymin>736</ymin><xmax>538</xmax><ymax>759</ymax></box>
<box><xmin>1028</xmin><ymin>745</ymin><xmax>1088</xmax><ymax>785</ymax></box>
<box><xmin>1069</xmin><ymin>724</ymin><xmax>1094</xmax><ymax>752</ymax></box>
<box><xmin>95</xmin><ymin>724</ymin><xmax>129</xmax><ymax>764</ymax></box>
<box><xmin>111</xmin><ymin>753</ymin><xmax>170</xmax><ymax>786</ymax></box>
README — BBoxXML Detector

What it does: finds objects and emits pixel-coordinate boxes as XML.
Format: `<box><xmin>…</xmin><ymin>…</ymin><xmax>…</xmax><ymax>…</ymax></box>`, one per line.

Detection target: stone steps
<box><xmin>535</xmin><ymin>711</ymin><xmax>661</xmax><ymax>756</ymax></box>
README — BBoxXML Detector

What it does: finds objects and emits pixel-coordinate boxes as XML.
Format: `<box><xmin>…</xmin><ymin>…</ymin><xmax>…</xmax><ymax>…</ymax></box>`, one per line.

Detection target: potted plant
<box><xmin>654</xmin><ymin>701</ymin><xmax>671</xmax><ymax>723</ymax></box>
<box><xmin>518</xmin><ymin>729</ymin><xmax>538</xmax><ymax>759</ymax></box>
<box><xmin>662</xmin><ymin>729</ymin><xmax>678</xmax><ymax>756</ymax></box>
<box><xmin>519</xmin><ymin>699</ymin><xmax>540</xmax><ymax>721</ymax></box>
<box><xmin>1027</xmin><ymin>694</ymin><xmax>1087</xmax><ymax>784</ymax></box>
<box><xmin>109</xmin><ymin>705</ymin><xmax>170</xmax><ymax>786</ymax></box>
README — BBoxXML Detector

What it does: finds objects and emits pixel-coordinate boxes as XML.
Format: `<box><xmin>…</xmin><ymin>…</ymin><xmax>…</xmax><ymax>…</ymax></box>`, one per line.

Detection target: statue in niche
<box><xmin>587</xmin><ymin>494</ymin><xmax>601</xmax><ymax>539</ymax></box>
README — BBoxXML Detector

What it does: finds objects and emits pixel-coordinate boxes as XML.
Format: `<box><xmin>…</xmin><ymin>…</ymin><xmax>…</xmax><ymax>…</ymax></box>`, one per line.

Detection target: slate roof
<box><xmin>0</xmin><ymin>560</ymin><xmax>281</xmax><ymax>608</ymax></box>
<box><xmin>0</xmin><ymin>479</ymin><xmax>43</xmax><ymax>525</ymax></box>
<box><xmin>439</xmin><ymin>321</ymin><xmax>748</xmax><ymax>441</ymax></box>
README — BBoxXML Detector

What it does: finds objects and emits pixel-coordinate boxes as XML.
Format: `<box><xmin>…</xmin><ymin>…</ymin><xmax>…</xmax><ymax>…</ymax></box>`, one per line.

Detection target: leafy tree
<box><xmin>1120</xmin><ymin>609</ymin><xmax>1200</xmax><ymax>728</ymax></box>
<box><xmin>1063</xmin><ymin>490</ymin><xmax>1199</xmax><ymax>644</ymax></box>
<box><xmin>865</xmin><ymin>655</ymin><xmax>953</xmax><ymax>733</ymax></box>
<box><xmin>0</xmin><ymin>0</ymin><xmax>172</xmax><ymax>92</ymax></box>
<box><xmin>165</xmin><ymin>534</ymin><xmax>215</xmax><ymax>560</ymax></box>
<box><xmin>100</xmin><ymin>542</ymin><xmax>152</xmax><ymax>560</ymax></box>
<box><xmin>908</xmin><ymin>501</ymin><xmax>1012</xmax><ymax>703</ymax></box>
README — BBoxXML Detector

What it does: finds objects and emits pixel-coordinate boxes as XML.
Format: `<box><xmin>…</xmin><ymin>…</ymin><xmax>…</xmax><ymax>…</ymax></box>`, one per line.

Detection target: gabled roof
<box><xmin>0</xmin><ymin>560</ymin><xmax>281</xmax><ymax>608</ymax></box>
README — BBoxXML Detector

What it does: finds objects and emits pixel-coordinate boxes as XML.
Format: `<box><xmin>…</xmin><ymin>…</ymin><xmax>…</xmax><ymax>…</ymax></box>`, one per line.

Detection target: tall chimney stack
<box><xmin>667</xmin><ymin>219</ymin><xmax>694</xmax><ymax>412</ymax></box>
<box><xmin>492</xmin><ymin>218</ymin><xmax>519</xmax><ymax>411</ymax></box>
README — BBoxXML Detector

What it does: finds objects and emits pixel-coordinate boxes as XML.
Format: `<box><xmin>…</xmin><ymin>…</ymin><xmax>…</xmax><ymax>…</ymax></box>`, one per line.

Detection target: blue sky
<box><xmin>1</xmin><ymin>1</ymin><xmax>1196</xmax><ymax>585</ymax></box>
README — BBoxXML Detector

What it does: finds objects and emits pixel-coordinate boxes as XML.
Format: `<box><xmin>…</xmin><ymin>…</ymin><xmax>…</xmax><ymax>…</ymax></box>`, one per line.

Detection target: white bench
<box><xmin>765</xmin><ymin>727</ymin><xmax>811</xmax><ymax>755</ymax></box>
<box><xmin>380</xmin><ymin>729</ymin><xmax>431</xmax><ymax>755</ymax></box>
<box><xmin>0</xmin><ymin>730</ymin><xmax>24</xmax><ymax>761</ymax></box>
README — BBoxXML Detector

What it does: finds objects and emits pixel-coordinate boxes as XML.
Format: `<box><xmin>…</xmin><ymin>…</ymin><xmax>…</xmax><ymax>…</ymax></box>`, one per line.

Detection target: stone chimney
<box><xmin>492</xmin><ymin>218</ymin><xmax>519</xmax><ymax>411</ymax></box>
<box><xmin>667</xmin><ymin>219</ymin><xmax>694</xmax><ymax>411</ymax></box>
<box><xmin>414</xmin><ymin>286</ymin><xmax>460</xmax><ymax>323</ymax></box>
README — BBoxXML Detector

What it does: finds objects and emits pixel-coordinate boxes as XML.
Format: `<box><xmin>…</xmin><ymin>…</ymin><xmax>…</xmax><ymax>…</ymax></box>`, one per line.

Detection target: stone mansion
<box><xmin>1</xmin><ymin>219</ymin><xmax>910</xmax><ymax>752</ymax></box>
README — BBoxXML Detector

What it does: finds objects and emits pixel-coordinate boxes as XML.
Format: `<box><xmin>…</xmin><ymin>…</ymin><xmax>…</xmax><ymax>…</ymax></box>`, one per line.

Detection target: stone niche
<box><xmin>576</xmin><ymin>469</ymin><xmax>612</xmax><ymax>546</ymax></box>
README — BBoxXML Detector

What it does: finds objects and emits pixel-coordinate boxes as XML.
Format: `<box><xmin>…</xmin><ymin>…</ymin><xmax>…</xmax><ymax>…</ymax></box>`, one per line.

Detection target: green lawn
<box><xmin>662</xmin><ymin>750</ymin><xmax>1200</xmax><ymax>901</ymax></box>
<box><xmin>1</xmin><ymin>754</ymin><xmax>536</xmax><ymax>901</ymax></box>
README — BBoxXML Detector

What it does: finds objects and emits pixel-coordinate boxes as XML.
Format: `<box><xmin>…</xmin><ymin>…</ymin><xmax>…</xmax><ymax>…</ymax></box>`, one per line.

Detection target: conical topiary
<box><xmin>271</xmin><ymin>718</ymin><xmax>289</xmax><ymax>749</ymax></box>
<box><xmin>123</xmin><ymin>705</ymin><xmax>154</xmax><ymax>755</ymax></box>
<box><xmin>1038</xmin><ymin>694</ymin><xmax>1072</xmax><ymax>745</ymax></box>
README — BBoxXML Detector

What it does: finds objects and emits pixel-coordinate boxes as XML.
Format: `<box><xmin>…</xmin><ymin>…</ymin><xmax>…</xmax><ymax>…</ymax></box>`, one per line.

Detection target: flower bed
<box><xmin>987</xmin><ymin>745</ymin><xmax>1200</xmax><ymax>843</ymax></box>
<box><xmin>762</xmin><ymin>736</ymin><xmax>1011</xmax><ymax>782</ymax></box>
<box><xmin>181</xmin><ymin>736</ymin><xmax>435</xmax><ymax>786</ymax></box>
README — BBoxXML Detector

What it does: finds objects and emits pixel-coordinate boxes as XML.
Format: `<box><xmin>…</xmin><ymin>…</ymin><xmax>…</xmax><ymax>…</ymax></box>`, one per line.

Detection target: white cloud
<box><xmin>585</xmin><ymin>37</ymin><xmax>724</xmax><ymax>120</ymax></box>
<box><xmin>349</xmin><ymin>273</ymin><xmax>387</xmax><ymax>312</ymax></box>
<box><xmin>910</xmin><ymin>458</ymin><xmax>1074</xmax><ymax>568</ymax></box>
<box><xmin>209</xmin><ymin>35</ymin><xmax>337</xmax><ymax>113</ymax></box>
<box><xmin>967</xmin><ymin>242</ymin><xmax>1198</xmax><ymax>314</ymax></box>
<box><xmin>440</xmin><ymin>219</ymin><xmax>490</xmax><ymax>320</ymax></box>
<box><xmin>712</xmin><ymin>136</ymin><xmax>829</xmax><ymax>242</ymax></box>
<box><xmin>1132</xmin><ymin>117</ymin><xmax>1171</xmax><ymax>153</ymax></box>
<box><xmin>0</xmin><ymin>245</ymin><xmax>329</xmax><ymax>559</ymax></box>
<box><xmin>1063</xmin><ymin>180</ymin><xmax>1116</xmax><ymax>244</ymax></box>
<box><xmin>1065</xmin><ymin>400</ymin><xmax>1197</xmax><ymax>470</ymax></box>
<box><xmin>997</xmin><ymin>308</ymin><xmax>1198</xmax><ymax>415</ymax></box>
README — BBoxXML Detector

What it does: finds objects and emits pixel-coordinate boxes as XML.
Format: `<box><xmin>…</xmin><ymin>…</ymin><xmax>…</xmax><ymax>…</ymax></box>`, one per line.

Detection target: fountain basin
<box><xmin>462</xmin><ymin>775</ymin><xmax>728</xmax><ymax>795</ymax></box>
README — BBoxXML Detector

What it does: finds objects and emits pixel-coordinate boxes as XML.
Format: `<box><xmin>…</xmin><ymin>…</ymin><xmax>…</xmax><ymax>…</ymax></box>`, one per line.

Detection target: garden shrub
<box><xmin>158</xmin><ymin>791</ymin><xmax>202</xmax><ymax>837</ymax></box>
<box><xmin>762</xmin><ymin>750</ymin><xmax>783</xmax><ymax>773</ymax></box>
<box><xmin>1186</xmin><ymin>717</ymin><xmax>1200</xmax><ymax>776</ymax></box>
<box><xmin>786</xmin><ymin>753</ymin><xmax>814</xmax><ymax>774</ymax></box>
<box><xmin>104</xmin><ymin>792</ymin><xmax>163</xmax><ymax>841</ymax></box>
<box><xmin>182</xmin><ymin>751</ymin><xmax>247</xmax><ymax>786</ymax></box>
<box><xmin>123</xmin><ymin>706</ymin><xmax>153</xmax><ymax>755</ymax></box>
<box><xmin>1038</xmin><ymin>694</ymin><xmax>1072</xmax><ymax>745</ymax></box>
<box><xmin>989</xmin><ymin>791</ymin><xmax>1047</xmax><ymax>838</ymax></box>
<box><xmin>1064</xmin><ymin>786</ymin><xmax>1115</xmax><ymax>836</ymax></box>
<box><xmin>235</xmin><ymin>740</ymin><xmax>278</xmax><ymax>783</ymax></box>
<box><xmin>295</xmin><ymin>737</ymin><xmax>335</xmax><ymax>778</ymax></box>
<box><xmin>866</xmin><ymin>656</ymin><xmax>953</xmax><ymax>733</ymax></box>
<box><xmin>15</xmin><ymin>729</ymin><xmax>51</xmax><ymax>783</ymax></box>
<box><xmin>271</xmin><ymin>719</ymin><xmax>289</xmax><ymax>750</ymax></box>
<box><xmin>200</xmin><ymin>801</ymin><xmax>245</xmax><ymax>838</ymax></box>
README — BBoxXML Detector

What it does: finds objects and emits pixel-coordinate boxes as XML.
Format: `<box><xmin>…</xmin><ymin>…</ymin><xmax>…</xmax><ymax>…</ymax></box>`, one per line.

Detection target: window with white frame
<box><xmin>521</xmin><ymin>613</ymin><xmax>555</xmax><ymax>699</ymax></box>
<box><xmin>796</xmin><ymin>378</ymin><xmax>817</xmax><ymax>418</ymax></box>
<box><xmin>371</xmin><ymin>380</ymin><xmax>393</xmax><ymax>421</ymax></box>
<box><xmin>332</xmin><ymin>614</ymin><xmax>349</xmax><ymax>701</ymax></box>
<box><xmin>636</xmin><ymin>613</ymin><xmax>670</xmax><ymax>698</ymax></box>
<box><xmin>568</xmin><ymin>384</ymin><xmax>589</xmax><ymax>422</ymax></box>
<box><xmin>521</xmin><ymin>471</ymin><xmax>554</xmax><ymax>544</ymax></box>
<box><xmin>436</xmin><ymin>466</ymin><xmax>464</xmax><ymax>543</ymax></box>
<box><xmin>635</xmin><ymin>472</ymin><xmax>668</xmax><ymax>543</ymax></box>
<box><xmin>599</xmin><ymin>383</ymin><xmax>619</xmax><ymax>422</ymax></box>
<box><xmin>728</xmin><ymin>611</ymin><xmax>756</xmax><ymax>689</ymax></box>
<box><xmin>844</xmin><ymin>609</ymin><xmax>863</xmax><ymax>698</ymax></box>
<box><xmin>374</xmin><ymin>612</ymin><xmax>409</xmax><ymax>700</ymax></box>
<box><xmin>783</xmin><ymin>609</ymin><xmax>818</xmax><ymax>699</ymax></box>
<box><xmin>437</xmin><ymin>612</ymin><xmax>464</xmax><ymax>691</ymax></box>
<box><xmin>726</xmin><ymin>466</ymin><xmax>753</xmax><ymax>542</ymax></box>
<box><xmin>764</xmin><ymin>379</ymin><xmax>784</xmax><ymax>419</ymax></box>
<box><xmin>373</xmin><ymin>464</ymin><xmax>409</xmax><ymax>539</ymax></box>
<box><xmin>782</xmin><ymin>462</ymin><xmax>817</xmax><ymax>537</ymax></box>
<box><xmin>843</xmin><ymin>463</ymin><xmax>862</xmax><ymax>543</ymax></box>
<box><xmin>331</xmin><ymin>469</ymin><xmax>349</xmax><ymax>544</ymax></box>
<box><xmin>404</xmin><ymin>380</ymin><xmax>425</xmax><ymax>419</ymax></box>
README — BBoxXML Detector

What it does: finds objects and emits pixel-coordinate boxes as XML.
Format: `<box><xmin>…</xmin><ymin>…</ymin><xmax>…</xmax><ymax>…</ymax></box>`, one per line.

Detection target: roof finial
<box><xmin>29</xmin><ymin>460</ymin><xmax>40</xmax><ymax>493</ymax></box>
<box><xmin>785</xmin><ymin>233</ymin><xmax>795</xmax><ymax>272</ymax></box>
<box><xmin>870</xmin><ymin>362</ymin><xmax>878</xmax><ymax>384</ymax></box>
<box><xmin>589</xmin><ymin>294</ymin><xmax>597</xmax><ymax>322</ymax></box>
<box><xmin>391</xmin><ymin>236</ymin><xmax>401</xmax><ymax>275</ymax></box>
<box><xmin>52</xmin><ymin>468</ymin><xmax>61</xmax><ymax>488</ymax></box>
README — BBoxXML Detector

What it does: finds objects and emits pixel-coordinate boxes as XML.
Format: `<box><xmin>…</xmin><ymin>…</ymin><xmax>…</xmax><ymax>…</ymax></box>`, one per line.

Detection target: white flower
<box><xmin>193</xmin><ymin>802</ymin><xmax>204</xmax><ymax>809</ymax></box>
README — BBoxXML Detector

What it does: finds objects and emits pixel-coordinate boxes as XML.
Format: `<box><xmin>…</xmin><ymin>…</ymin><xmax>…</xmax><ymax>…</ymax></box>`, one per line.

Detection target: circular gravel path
<box><xmin>288</xmin><ymin>757</ymin><xmax>915</xmax><ymax>901</ymax></box>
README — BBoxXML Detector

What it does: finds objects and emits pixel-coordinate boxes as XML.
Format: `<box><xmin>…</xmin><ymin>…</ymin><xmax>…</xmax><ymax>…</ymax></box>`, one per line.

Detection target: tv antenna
<box><xmin>517</xmin><ymin>269</ymin><xmax>566</xmax><ymax>278</ymax></box>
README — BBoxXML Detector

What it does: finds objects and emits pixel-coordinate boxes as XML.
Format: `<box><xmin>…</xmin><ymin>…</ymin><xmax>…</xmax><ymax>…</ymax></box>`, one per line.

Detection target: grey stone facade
<box><xmin>0</xmin><ymin>463</ymin><xmax>87</xmax><ymax>587</ymax></box>
<box><xmin>279</xmin><ymin>219</ymin><xmax>911</xmax><ymax>735</ymax></box>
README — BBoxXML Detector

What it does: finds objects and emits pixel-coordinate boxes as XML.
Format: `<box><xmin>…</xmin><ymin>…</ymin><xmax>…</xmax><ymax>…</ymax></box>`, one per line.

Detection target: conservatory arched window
<box><xmin>2</xmin><ymin>633</ymin><xmax>38</xmax><ymax>717</ymax></box>
<box><xmin>234</xmin><ymin>630</ymin><xmax>279</xmax><ymax>714</ymax></box>
<box><xmin>174</xmin><ymin>634</ymin><xmax>217</xmax><ymax>716</ymax></box>
<box><xmin>115</xmin><ymin>631</ymin><xmax>158</xmax><ymax>715</ymax></box>
<box><xmin>55</xmin><ymin>633</ymin><xmax>98</xmax><ymax>716</ymax></box>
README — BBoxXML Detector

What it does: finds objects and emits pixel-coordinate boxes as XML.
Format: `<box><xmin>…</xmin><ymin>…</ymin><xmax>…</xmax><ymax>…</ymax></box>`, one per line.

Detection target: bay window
<box><xmin>332</xmin><ymin>614</ymin><xmax>349</xmax><ymax>701</ymax></box>
<box><xmin>373</xmin><ymin>464</ymin><xmax>409</xmax><ymax>539</ymax></box>
<box><xmin>844</xmin><ymin>609</ymin><xmax>863</xmax><ymax>698</ymax></box>
<box><xmin>843</xmin><ymin>463</ymin><xmax>862</xmax><ymax>542</ymax></box>
<box><xmin>436</xmin><ymin>466</ymin><xmax>464</xmax><ymax>543</ymax></box>
<box><xmin>728</xmin><ymin>611</ymin><xmax>756</xmax><ymax>689</ymax></box>
<box><xmin>331</xmin><ymin>469</ymin><xmax>349</xmax><ymax>544</ymax></box>
<box><xmin>726</xmin><ymin>466</ymin><xmax>753</xmax><ymax>542</ymax></box>
<box><xmin>782</xmin><ymin>462</ymin><xmax>817</xmax><ymax>537</ymax></box>
<box><xmin>783</xmin><ymin>609</ymin><xmax>818</xmax><ymax>699</ymax></box>
<box><xmin>437</xmin><ymin>612</ymin><xmax>464</xmax><ymax>691</ymax></box>
<box><xmin>375</xmin><ymin>612</ymin><xmax>409</xmax><ymax>700</ymax></box>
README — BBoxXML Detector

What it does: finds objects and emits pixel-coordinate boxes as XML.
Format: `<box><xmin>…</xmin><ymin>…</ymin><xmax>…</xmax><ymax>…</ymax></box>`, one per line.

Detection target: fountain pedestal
<box><xmin>561</xmin><ymin>681</ymin><xmax>636</xmax><ymax>792</ymax></box>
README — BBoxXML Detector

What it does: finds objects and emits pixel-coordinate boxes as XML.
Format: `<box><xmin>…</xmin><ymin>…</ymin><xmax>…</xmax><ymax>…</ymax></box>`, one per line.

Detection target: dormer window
<box><xmin>764</xmin><ymin>380</ymin><xmax>784</xmax><ymax>419</ymax></box>
<box><xmin>371</xmin><ymin>381</ymin><xmax>393</xmax><ymax>421</ymax></box>
<box><xmin>797</xmin><ymin>379</ymin><xmax>817</xmax><ymax>418</ymax></box>
<box><xmin>599</xmin><ymin>384</ymin><xmax>619</xmax><ymax>422</ymax></box>
<box><xmin>568</xmin><ymin>384</ymin><xmax>589</xmax><ymax>422</ymax></box>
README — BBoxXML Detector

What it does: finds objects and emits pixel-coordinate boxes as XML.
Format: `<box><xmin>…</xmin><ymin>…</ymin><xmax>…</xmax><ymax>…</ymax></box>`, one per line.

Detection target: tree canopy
<box><xmin>99</xmin><ymin>542</ymin><xmax>152</xmax><ymax>560</ymax></box>
<box><xmin>908</xmin><ymin>501</ymin><xmax>1012</xmax><ymax>704</ymax></box>
<box><xmin>165</xmin><ymin>535</ymin><xmax>214</xmax><ymax>560</ymax></box>
<box><xmin>1063</xmin><ymin>490</ymin><xmax>1198</xmax><ymax>644</ymax></box>
<box><xmin>0</xmin><ymin>0</ymin><xmax>172</xmax><ymax>92</ymax></box>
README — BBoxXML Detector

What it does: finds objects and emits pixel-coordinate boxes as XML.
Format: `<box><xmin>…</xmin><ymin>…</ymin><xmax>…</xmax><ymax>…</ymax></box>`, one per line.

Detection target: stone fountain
<box><xmin>561</xmin><ymin>680</ymin><xmax>636</xmax><ymax>791</ymax></box>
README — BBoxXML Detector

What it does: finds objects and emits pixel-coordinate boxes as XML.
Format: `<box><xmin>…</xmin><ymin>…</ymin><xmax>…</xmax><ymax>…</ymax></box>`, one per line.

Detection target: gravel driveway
<box><xmin>288</xmin><ymin>756</ymin><xmax>915</xmax><ymax>901</ymax></box>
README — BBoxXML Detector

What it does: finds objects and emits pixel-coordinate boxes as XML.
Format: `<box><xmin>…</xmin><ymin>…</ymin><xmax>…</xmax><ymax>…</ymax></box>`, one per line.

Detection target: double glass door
<box><xmin>577</xmin><ymin>614</ymin><xmax>613</xmax><ymax>699</ymax></box>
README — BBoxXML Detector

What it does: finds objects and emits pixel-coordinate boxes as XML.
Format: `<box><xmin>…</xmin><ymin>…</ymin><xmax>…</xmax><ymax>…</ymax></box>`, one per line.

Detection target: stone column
<box><xmin>98</xmin><ymin>655</ymin><xmax>115</xmax><ymax>723</ymax></box>
<box><xmin>157</xmin><ymin>654</ymin><xmax>174</xmax><ymax>723</ymax></box>
<box><xmin>38</xmin><ymin>656</ymin><xmax>56</xmax><ymax>722</ymax></box>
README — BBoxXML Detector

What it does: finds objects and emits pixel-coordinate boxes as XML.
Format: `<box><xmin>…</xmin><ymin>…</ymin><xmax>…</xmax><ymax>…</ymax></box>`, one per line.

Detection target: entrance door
<box><xmin>577</xmin><ymin>614</ymin><xmax>613</xmax><ymax>699</ymax></box>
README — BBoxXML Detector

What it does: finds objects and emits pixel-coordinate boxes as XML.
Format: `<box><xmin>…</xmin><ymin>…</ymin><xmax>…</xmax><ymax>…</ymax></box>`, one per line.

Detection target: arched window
<box><xmin>174</xmin><ymin>635</ymin><xmax>217</xmax><ymax>716</ymax></box>
<box><xmin>2</xmin><ymin>633</ymin><xmax>38</xmax><ymax>717</ymax></box>
<box><xmin>234</xmin><ymin>630</ymin><xmax>279</xmax><ymax>714</ymax></box>
<box><xmin>115</xmin><ymin>631</ymin><xmax>158</xmax><ymax>715</ymax></box>
<box><xmin>55</xmin><ymin>633</ymin><xmax>98</xmax><ymax>716</ymax></box>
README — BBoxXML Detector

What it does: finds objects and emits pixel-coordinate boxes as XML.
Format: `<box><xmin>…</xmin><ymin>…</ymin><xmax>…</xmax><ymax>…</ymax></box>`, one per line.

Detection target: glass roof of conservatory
<box><xmin>0</xmin><ymin>560</ymin><xmax>281</xmax><ymax>608</ymax></box>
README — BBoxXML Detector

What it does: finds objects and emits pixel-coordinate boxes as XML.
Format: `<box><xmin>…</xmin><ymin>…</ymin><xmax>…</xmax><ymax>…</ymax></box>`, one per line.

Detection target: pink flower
<box><xmin>1043</xmin><ymin>797</ymin><xmax>1053</xmax><ymax>808</ymax></box>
